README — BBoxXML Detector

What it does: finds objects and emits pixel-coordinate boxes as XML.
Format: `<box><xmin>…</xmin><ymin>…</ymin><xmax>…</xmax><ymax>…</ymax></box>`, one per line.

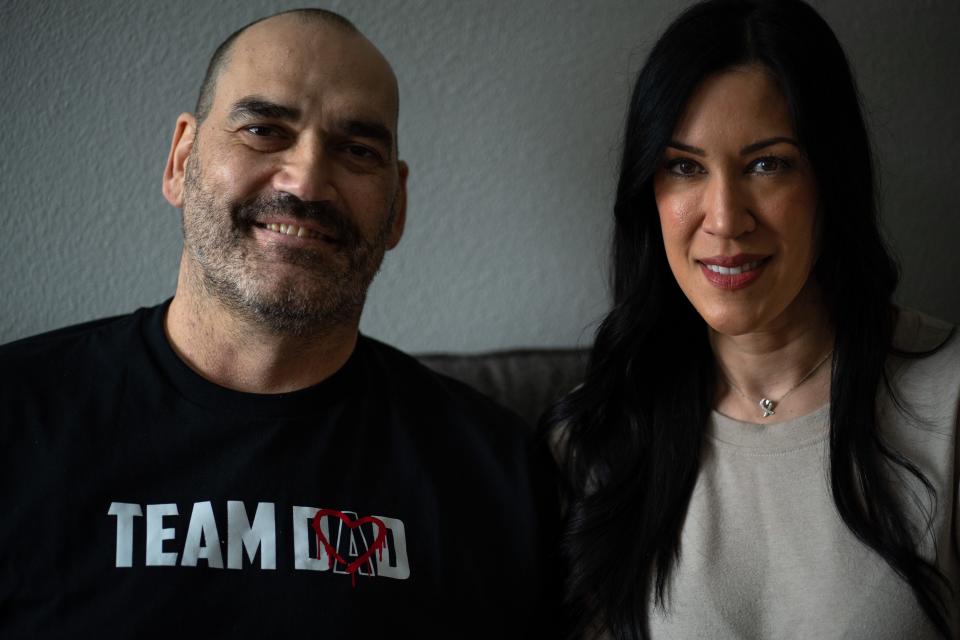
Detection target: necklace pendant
<box><xmin>759</xmin><ymin>398</ymin><xmax>776</xmax><ymax>418</ymax></box>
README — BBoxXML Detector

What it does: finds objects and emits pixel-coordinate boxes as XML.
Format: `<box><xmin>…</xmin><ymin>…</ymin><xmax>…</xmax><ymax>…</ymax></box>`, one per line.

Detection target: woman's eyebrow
<box><xmin>667</xmin><ymin>140</ymin><xmax>706</xmax><ymax>156</ymax></box>
<box><xmin>740</xmin><ymin>136</ymin><xmax>799</xmax><ymax>155</ymax></box>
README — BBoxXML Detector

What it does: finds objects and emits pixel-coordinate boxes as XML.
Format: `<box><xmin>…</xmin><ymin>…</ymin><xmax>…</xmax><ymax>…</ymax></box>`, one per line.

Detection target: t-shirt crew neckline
<box><xmin>708</xmin><ymin>402</ymin><xmax>830</xmax><ymax>453</ymax></box>
<box><xmin>140</xmin><ymin>299</ymin><xmax>364</xmax><ymax>418</ymax></box>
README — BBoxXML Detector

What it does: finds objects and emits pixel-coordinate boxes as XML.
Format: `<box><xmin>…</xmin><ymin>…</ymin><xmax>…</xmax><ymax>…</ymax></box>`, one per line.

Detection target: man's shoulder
<box><xmin>2</xmin><ymin>313</ymin><xmax>131</xmax><ymax>350</ymax></box>
<box><xmin>0</xmin><ymin>308</ymin><xmax>154</xmax><ymax>379</ymax></box>
<box><xmin>359</xmin><ymin>335</ymin><xmax>528</xmax><ymax>431</ymax></box>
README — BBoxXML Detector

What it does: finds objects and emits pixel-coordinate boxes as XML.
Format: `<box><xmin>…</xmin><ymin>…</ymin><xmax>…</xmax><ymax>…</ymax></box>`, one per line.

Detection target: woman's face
<box><xmin>653</xmin><ymin>64</ymin><xmax>821</xmax><ymax>337</ymax></box>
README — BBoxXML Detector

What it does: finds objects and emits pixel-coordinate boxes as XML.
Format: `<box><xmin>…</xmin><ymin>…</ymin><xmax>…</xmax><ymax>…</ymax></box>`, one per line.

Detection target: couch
<box><xmin>417</xmin><ymin>348</ymin><xmax>588</xmax><ymax>427</ymax></box>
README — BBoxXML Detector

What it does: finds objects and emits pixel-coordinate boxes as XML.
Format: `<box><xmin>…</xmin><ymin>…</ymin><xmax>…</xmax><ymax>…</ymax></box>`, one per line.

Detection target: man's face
<box><xmin>170</xmin><ymin>16</ymin><xmax>406</xmax><ymax>334</ymax></box>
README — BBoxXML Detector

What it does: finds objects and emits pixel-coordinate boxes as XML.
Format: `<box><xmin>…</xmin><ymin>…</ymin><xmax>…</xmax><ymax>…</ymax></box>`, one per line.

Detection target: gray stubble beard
<box><xmin>179</xmin><ymin>150</ymin><xmax>397</xmax><ymax>337</ymax></box>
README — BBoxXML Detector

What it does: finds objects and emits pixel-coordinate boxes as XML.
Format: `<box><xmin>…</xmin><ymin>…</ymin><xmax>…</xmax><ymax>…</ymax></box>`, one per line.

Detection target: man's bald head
<box><xmin>194</xmin><ymin>9</ymin><xmax>363</xmax><ymax>124</ymax></box>
<box><xmin>164</xmin><ymin>7</ymin><xmax>408</xmax><ymax>338</ymax></box>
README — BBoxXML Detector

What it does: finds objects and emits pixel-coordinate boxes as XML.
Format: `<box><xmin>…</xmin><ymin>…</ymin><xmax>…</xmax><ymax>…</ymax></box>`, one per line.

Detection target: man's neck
<box><xmin>164</xmin><ymin>281</ymin><xmax>358</xmax><ymax>395</ymax></box>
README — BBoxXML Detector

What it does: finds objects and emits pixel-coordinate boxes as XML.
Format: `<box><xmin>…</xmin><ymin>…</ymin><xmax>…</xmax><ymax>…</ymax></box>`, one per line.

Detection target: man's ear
<box><xmin>162</xmin><ymin>113</ymin><xmax>198</xmax><ymax>208</ymax></box>
<box><xmin>386</xmin><ymin>160</ymin><xmax>408</xmax><ymax>250</ymax></box>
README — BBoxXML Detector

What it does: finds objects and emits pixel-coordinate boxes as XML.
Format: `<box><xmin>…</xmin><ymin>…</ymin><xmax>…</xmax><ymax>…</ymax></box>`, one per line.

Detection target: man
<box><xmin>0</xmin><ymin>9</ymin><xmax>557</xmax><ymax>637</ymax></box>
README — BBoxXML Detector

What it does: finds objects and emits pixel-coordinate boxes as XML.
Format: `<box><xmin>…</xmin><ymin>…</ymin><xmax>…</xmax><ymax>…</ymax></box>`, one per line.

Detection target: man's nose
<box><xmin>700</xmin><ymin>173</ymin><xmax>756</xmax><ymax>239</ymax></box>
<box><xmin>272</xmin><ymin>138</ymin><xmax>337</xmax><ymax>203</ymax></box>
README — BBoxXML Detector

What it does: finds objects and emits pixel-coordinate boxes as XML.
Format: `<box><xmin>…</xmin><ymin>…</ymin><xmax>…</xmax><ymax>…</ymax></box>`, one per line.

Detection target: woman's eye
<box><xmin>666</xmin><ymin>159</ymin><xmax>701</xmax><ymax>176</ymax></box>
<box><xmin>748</xmin><ymin>156</ymin><xmax>791</xmax><ymax>174</ymax></box>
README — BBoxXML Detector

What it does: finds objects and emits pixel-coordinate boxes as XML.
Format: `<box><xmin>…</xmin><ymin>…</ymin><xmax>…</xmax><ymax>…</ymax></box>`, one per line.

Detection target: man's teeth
<box><xmin>265</xmin><ymin>223</ymin><xmax>319</xmax><ymax>239</ymax></box>
<box><xmin>704</xmin><ymin>260</ymin><xmax>762</xmax><ymax>275</ymax></box>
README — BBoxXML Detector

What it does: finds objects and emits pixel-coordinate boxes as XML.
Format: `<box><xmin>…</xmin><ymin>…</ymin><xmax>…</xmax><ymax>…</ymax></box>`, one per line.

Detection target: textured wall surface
<box><xmin>2</xmin><ymin>0</ymin><xmax>958</xmax><ymax>352</ymax></box>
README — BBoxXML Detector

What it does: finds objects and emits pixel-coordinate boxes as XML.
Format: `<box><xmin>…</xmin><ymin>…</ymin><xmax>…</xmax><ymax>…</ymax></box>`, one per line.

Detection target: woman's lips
<box><xmin>698</xmin><ymin>255</ymin><xmax>769</xmax><ymax>290</ymax></box>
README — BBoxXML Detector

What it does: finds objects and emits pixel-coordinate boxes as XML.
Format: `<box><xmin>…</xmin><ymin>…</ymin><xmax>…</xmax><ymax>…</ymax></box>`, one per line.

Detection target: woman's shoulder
<box><xmin>885</xmin><ymin>307</ymin><xmax>959</xmax><ymax>436</ymax></box>
<box><xmin>892</xmin><ymin>307</ymin><xmax>957</xmax><ymax>355</ymax></box>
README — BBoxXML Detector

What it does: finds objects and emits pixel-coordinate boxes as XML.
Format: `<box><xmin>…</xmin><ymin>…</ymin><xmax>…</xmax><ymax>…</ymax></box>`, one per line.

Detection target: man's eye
<box><xmin>341</xmin><ymin>144</ymin><xmax>384</xmax><ymax>165</ymax></box>
<box><xmin>345</xmin><ymin>145</ymin><xmax>377</xmax><ymax>159</ymax></box>
<box><xmin>748</xmin><ymin>156</ymin><xmax>791</xmax><ymax>174</ymax></box>
<box><xmin>245</xmin><ymin>125</ymin><xmax>280</xmax><ymax>137</ymax></box>
<box><xmin>666</xmin><ymin>158</ymin><xmax>702</xmax><ymax>177</ymax></box>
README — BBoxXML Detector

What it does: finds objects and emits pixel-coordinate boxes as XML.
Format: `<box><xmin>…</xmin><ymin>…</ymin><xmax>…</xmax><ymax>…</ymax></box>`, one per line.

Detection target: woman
<box><xmin>547</xmin><ymin>1</ymin><xmax>958</xmax><ymax>638</ymax></box>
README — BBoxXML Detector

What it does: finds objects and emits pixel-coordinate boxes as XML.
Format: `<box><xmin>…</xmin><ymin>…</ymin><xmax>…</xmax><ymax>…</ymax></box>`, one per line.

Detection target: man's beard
<box><xmin>180</xmin><ymin>153</ymin><xmax>396</xmax><ymax>336</ymax></box>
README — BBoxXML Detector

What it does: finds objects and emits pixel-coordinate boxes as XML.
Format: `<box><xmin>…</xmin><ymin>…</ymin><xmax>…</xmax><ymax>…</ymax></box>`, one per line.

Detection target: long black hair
<box><xmin>546</xmin><ymin>1</ymin><xmax>953</xmax><ymax>637</ymax></box>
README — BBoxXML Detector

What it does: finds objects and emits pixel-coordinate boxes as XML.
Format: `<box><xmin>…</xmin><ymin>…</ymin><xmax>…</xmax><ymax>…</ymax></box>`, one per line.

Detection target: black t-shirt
<box><xmin>0</xmin><ymin>303</ymin><xmax>559</xmax><ymax>638</ymax></box>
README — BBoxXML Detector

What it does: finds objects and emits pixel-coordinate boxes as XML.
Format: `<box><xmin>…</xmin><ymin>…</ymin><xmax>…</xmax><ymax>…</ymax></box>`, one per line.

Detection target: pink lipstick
<box><xmin>698</xmin><ymin>254</ymin><xmax>769</xmax><ymax>290</ymax></box>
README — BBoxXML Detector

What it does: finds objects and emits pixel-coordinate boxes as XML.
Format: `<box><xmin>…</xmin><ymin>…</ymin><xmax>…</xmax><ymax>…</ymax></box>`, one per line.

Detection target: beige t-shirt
<box><xmin>648</xmin><ymin>310</ymin><xmax>959</xmax><ymax>639</ymax></box>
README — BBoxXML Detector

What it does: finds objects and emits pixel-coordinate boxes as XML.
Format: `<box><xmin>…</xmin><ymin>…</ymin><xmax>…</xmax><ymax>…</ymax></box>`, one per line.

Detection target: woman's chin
<box><xmin>701</xmin><ymin>314</ymin><xmax>763</xmax><ymax>338</ymax></box>
<box><xmin>690</xmin><ymin>300</ymin><xmax>769</xmax><ymax>337</ymax></box>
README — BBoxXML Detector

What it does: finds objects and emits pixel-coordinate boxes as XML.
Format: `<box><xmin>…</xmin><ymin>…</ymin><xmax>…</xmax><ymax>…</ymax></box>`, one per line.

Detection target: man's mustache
<box><xmin>232</xmin><ymin>192</ymin><xmax>362</xmax><ymax>248</ymax></box>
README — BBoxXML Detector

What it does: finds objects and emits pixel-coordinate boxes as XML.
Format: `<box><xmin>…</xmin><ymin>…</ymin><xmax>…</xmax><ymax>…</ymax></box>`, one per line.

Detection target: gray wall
<box><xmin>2</xmin><ymin>0</ymin><xmax>958</xmax><ymax>353</ymax></box>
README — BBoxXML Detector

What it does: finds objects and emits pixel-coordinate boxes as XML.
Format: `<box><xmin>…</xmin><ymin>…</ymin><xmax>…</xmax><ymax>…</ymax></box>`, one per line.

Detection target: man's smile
<box><xmin>251</xmin><ymin>219</ymin><xmax>343</xmax><ymax>247</ymax></box>
<box><xmin>256</xmin><ymin>221</ymin><xmax>334</xmax><ymax>241</ymax></box>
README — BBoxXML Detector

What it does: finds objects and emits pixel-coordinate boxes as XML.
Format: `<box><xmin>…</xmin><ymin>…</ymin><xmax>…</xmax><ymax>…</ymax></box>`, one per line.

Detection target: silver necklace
<box><xmin>720</xmin><ymin>350</ymin><xmax>832</xmax><ymax>418</ymax></box>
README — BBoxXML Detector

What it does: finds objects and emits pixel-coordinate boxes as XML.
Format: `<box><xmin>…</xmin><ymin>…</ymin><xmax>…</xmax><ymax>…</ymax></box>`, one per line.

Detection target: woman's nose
<box><xmin>701</xmin><ymin>174</ymin><xmax>756</xmax><ymax>239</ymax></box>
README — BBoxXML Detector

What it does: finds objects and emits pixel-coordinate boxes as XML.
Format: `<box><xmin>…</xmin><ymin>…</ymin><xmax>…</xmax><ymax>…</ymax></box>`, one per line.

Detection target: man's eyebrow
<box><xmin>740</xmin><ymin>136</ymin><xmax>799</xmax><ymax>155</ymax></box>
<box><xmin>667</xmin><ymin>140</ymin><xmax>706</xmax><ymax>156</ymax></box>
<box><xmin>227</xmin><ymin>97</ymin><xmax>301</xmax><ymax>123</ymax></box>
<box><xmin>334</xmin><ymin>118</ymin><xmax>394</xmax><ymax>155</ymax></box>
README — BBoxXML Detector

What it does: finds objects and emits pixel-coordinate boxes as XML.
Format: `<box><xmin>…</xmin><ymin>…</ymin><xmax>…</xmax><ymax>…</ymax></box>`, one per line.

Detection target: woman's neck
<box><xmin>710</xmin><ymin>286</ymin><xmax>834</xmax><ymax>424</ymax></box>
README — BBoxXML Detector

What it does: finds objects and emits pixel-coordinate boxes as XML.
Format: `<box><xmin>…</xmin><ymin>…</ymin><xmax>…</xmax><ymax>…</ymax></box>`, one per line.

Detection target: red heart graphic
<box><xmin>311</xmin><ymin>509</ymin><xmax>387</xmax><ymax>587</ymax></box>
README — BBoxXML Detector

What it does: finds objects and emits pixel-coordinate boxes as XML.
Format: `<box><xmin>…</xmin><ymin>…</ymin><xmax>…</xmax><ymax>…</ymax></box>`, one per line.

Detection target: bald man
<box><xmin>0</xmin><ymin>9</ymin><xmax>557</xmax><ymax>637</ymax></box>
